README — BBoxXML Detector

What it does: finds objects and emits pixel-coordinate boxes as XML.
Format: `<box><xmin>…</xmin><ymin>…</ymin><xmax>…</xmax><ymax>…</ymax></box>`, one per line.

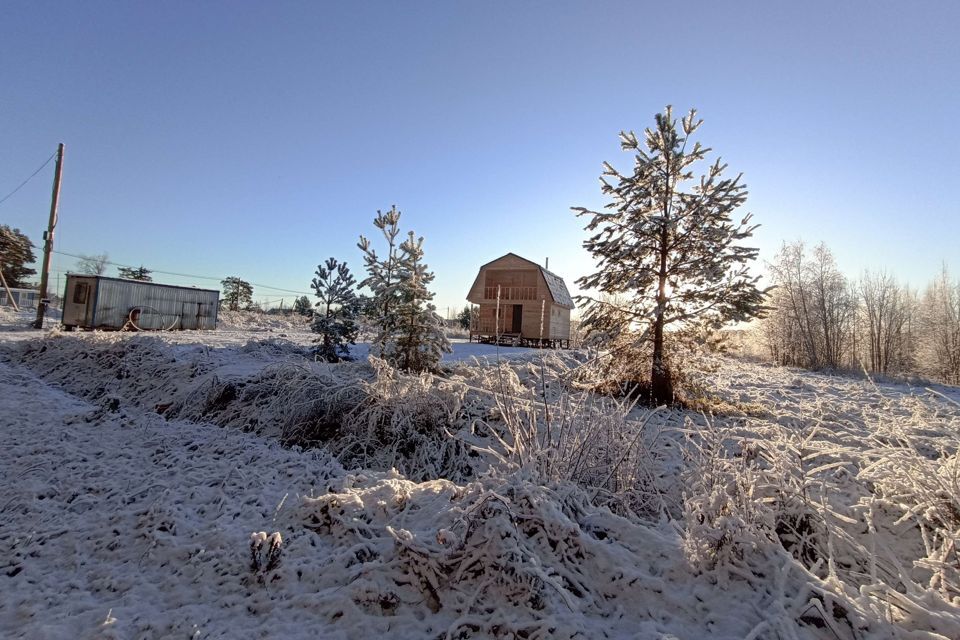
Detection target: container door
<box><xmin>65</xmin><ymin>279</ymin><xmax>93</xmax><ymax>327</ymax></box>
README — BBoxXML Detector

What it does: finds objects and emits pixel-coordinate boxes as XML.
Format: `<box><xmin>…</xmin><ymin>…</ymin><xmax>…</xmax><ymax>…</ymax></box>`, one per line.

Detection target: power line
<box><xmin>50</xmin><ymin>249</ymin><xmax>314</xmax><ymax>296</ymax></box>
<box><xmin>0</xmin><ymin>150</ymin><xmax>58</xmax><ymax>208</ymax></box>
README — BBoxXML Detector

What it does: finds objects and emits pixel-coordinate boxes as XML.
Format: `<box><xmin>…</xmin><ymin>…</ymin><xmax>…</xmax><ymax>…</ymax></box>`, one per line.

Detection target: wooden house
<box><xmin>466</xmin><ymin>253</ymin><xmax>574</xmax><ymax>347</ymax></box>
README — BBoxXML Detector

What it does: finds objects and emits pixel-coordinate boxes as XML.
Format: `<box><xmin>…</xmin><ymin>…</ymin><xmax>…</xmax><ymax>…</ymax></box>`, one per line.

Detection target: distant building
<box><xmin>466</xmin><ymin>253</ymin><xmax>574</xmax><ymax>347</ymax></box>
<box><xmin>0</xmin><ymin>287</ymin><xmax>39</xmax><ymax>309</ymax></box>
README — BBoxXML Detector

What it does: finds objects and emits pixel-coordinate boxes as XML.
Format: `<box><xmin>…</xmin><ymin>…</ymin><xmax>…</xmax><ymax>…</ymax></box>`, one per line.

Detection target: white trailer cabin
<box><xmin>62</xmin><ymin>274</ymin><xmax>219</xmax><ymax>331</ymax></box>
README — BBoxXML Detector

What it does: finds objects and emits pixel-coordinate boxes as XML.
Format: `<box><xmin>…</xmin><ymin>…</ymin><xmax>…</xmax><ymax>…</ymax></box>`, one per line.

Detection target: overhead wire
<box><xmin>50</xmin><ymin>249</ymin><xmax>314</xmax><ymax>296</ymax></box>
<box><xmin>5</xmin><ymin>149</ymin><xmax>314</xmax><ymax>304</ymax></box>
<box><xmin>0</xmin><ymin>150</ymin><xmax>58</xmax><ymax>208</ymax></box>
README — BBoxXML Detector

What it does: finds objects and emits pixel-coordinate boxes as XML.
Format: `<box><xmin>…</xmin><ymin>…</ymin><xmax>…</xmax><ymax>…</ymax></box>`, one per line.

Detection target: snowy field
<box><xmin>2</xmin><ymin>308</ymin><xmax>960</xmax><ymax>639</ymax></box>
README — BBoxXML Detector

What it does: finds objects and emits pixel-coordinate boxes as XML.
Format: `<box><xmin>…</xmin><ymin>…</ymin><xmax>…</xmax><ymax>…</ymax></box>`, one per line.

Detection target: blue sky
<box><xmin>1</xmin><ymin>1</ymin><xmax>957</xmax><ymax>314</ymax></box>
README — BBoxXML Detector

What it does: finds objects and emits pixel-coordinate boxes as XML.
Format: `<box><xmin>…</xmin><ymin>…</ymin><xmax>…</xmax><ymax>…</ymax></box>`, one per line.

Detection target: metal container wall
<box><xmin>65</xmin><ymin>275</ymin><xmax>220</xmax><ymax>330</ymax></box>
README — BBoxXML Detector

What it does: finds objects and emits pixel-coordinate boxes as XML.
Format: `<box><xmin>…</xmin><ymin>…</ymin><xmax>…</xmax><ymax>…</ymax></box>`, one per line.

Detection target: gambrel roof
<box><xmin>469</xmin><ymin>253</ymin><xmax>575</xmax><ymax>309</ymax></box>
<box><xmin>540</xmin><ymin>267</ymin><xmax>574</xmax><ymax>308</ymax></box>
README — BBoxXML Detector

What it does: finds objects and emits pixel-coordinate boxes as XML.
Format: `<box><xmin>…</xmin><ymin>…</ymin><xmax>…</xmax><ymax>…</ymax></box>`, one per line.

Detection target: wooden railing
<box><xmin>473</xmin><ymin>321</ymin><xmax>510</xmax><ymax>334</ymax></box>
<box><xmin>483</xmin><ymin>286</ymin><xmax>537</xmax><ymax>301</ymax></box>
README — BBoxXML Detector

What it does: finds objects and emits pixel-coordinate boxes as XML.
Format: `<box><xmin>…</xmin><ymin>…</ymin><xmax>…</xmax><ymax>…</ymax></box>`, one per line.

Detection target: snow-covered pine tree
<box><xmin>0</xmin><ymin>225</ymin><xmax>36</xmax><ymax>288</ymax></box>
<box><xmin>386</xmin><ymin>231</ymin><xmax>451</xmax><ymax>371</ymax></box>
<box><xmin>358</xmin><ymin>208</ymin><xmax>450</xmax><ymax>372</ymax></box>
<box><xmin>310</xmin><ymin>258</ymin><xmax>359</xmax><ymax>362</ymax></box>
<box><xmin>574</xmin><ymin>106</ymin><xmax>767</xmax><ymax>405</ymax></box>
<box><xmin>358</xmin><ymin>207</ymin><xmax>403</xmax><ymax>356</ymax></box>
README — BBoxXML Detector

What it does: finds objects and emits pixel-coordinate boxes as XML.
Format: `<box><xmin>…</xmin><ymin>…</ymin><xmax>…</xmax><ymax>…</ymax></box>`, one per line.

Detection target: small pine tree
<box><xmin>574</xmin><ymin>106</ymin><xmax>767</xmax><ymax>404</ymax></box>
<box><xmin>117</xmin><ymin>265</ymin><xmax>152</xmax><ymax>281</ymax></box>
<box><xmin>358</xmin><ymin>207</ymin><xmax>450</xmax><ymax>372</ymax></box>
<box><xmin>221</xmin><ymin>277</ymin><xmax>254</xmax><ymax>311</ymax></box>
<box><xmin>310</xmin><ymin>258</ymin><xmax>359</xmax><ymax>362</ymax></box>
<box><xmin>457</xmin><ymin>306</ymin><xmax>473</xmax><ymax>330</ymax></box>
<box><xmin>292</xmin><ymin>295</ymin><xmax>312</xmax><ymax>316</ymax></box>
<box><xmin>388</xmin><ymin>232</ymin><xmax>451</xmax><ymax>371</ymax></box>
<box><xmin>358</xmin><ymin>207</ymin><xmax>404</xmax><ymax>356</ymax></box>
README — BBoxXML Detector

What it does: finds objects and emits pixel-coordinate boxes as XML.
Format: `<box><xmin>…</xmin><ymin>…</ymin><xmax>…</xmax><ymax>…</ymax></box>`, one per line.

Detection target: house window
<box><xmin>73</xmin><ymin>283</ymin><xmax>89</xmax><ymax>304</ymax></box>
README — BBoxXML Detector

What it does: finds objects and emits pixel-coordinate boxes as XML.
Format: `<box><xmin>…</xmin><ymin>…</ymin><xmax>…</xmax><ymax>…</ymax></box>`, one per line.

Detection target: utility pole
<box><xmin>34</xmin><ymin>143</ymin><xmax>64</xmax><ymax>329</ymax></box>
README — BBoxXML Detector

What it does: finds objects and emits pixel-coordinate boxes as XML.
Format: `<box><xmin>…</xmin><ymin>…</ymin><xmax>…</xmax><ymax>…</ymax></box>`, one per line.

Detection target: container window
<box><xmin>73</xmin><ymin>283</ymin><xmax>89</xmax><ymax>304</ymax></box>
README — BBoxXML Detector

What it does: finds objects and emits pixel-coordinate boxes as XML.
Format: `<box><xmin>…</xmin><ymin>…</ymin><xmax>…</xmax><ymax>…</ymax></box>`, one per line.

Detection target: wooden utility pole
<box><xmin>34</xmin><ymin>143</ymin><xmax>64</xmax><ymax>329</ymax></box>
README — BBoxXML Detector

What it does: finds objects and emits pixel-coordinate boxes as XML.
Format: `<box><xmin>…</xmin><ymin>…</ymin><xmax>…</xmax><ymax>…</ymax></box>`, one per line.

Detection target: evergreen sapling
<box><xmin>311</xmin><ymin>258</ymin><xmax>359</xmax><ymax>362</ymax></box>
<box><xmin>358</xmin><ymin>207</ymin><xmax>450</xmax><ymax>372</ymax></box>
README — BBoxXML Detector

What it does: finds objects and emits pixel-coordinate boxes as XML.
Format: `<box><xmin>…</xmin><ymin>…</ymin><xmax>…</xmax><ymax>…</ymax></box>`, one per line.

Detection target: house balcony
<box><xmin>482</xmin><ymin>286</ymin><xmax>538</xmax><ymax>301</ymax></box>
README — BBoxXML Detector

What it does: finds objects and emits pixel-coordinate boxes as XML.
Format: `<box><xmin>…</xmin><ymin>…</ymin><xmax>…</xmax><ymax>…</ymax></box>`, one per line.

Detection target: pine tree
<box><xmin>387</xmin><ymin>232</ymin><xmax>451</xmax><ymax>371</ymax></box>
<box><xmin>292</xmin><ymin>295</ymin><xmax>312</xmax><ymax>316</ymax></box>
<box><xmin>358</xmin><ymin>207</ymin><xmax>404</xmax><ymax>356</ymax></box>
<box><xmin>310</xmin><ymin>258</ymin><xmax>359</xmax><ymax>362</ymax></box>
<box><xmin>221</xmin><ymin>277</ymin><xmax>254</xmax><ymax>311</ymax></box>
<box><xmin>0</xmin><ymin>225</ymin><xmax>36</xmax><ymax>288</ymax></box>
<box><xmin>358</xmin><ymin>207</ymin><xmax>450</xmax><ymax>372</ymax></box>
<box><xmin>574</xmin><ymin>106</ymin><xmax>767</xmax><ymax>404</ymax></box>
<box><xmin>457</xmin><ymin>306</ymin><xmax>473</xmax><ymax>330</ymax></box>
<box><xmin>117</xmin><ymin>265</ymin><xmax>152</xmax><ymax>281</ymax></box>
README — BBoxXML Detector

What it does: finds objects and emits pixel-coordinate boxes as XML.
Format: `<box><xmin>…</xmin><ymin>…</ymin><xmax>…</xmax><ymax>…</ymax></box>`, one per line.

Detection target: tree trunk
<box><xmin>650</xmin><ymin>313</ymin><xmax>672</xmax><ymax>405</ymax></box>
<box><xmin>650</xmin><ymin>149</ymin><xmax>674</xmax><ymax>407</ymax></box>
<box><xmin>651</xmin><ymin>196</ymin><xmax>673</xmax><ymax>405</ymax></box>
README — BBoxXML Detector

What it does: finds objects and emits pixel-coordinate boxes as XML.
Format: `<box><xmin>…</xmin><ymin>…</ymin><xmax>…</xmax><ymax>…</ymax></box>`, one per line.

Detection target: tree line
<box><xmin>762</xmin><ymin>241</ymin><xmax>960</xmax><ymax>385</ymax></box>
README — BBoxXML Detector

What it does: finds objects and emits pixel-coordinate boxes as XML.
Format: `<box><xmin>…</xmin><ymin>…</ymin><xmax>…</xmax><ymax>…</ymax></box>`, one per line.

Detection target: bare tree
<box><xmin>765</xmin><ymin>242</ymin><xmax>818</xmax><ymax>368</ymax></box>
<box><xmin>76</xmin><ymin>253</ymin><xmax>109</xmax><ymax>276</ymax></box>
<box><xmin>764</xmin><ymin>242</ymin><xmax>854</xmax><ymax>370</ymax></box>
<box><xmin>808</xmin><ymin>244</ymin><xmax>855</xmax><ymax>370</ymax></box>
<box><xmin>858</xmin><ymin>270</ymin><xmax>914</xmax><ymax>375</ymax></box>
<box><xmin>919</xmin><ymin>267</ymin><xmax>960</xmax><ymax>385</ymax></box>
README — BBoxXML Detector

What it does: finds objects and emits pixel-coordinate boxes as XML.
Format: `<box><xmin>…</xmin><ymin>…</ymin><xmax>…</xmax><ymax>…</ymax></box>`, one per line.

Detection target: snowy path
<box><xmin>0</xmin><ymin>359</ymin><xmax>340</xmax><ymax>639</ymax></box>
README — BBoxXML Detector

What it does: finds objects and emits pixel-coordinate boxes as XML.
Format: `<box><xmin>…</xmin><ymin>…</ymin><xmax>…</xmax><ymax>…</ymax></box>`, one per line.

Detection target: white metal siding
<box><xmin>63</xmin><ymin>275</ymin><xmax>219</xmax><ymax>330</ymax></box>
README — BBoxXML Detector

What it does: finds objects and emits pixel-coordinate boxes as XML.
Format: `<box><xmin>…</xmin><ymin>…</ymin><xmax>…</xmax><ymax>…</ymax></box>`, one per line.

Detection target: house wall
<box><xmin>474</xmin><ymin>300</ymin><xmax>569</xmax><ymax>340</ymax></box>
<box><xmin>550</xmin><ymin>306</ymin><xmax>571</xmax><ymax>341</ymax></box>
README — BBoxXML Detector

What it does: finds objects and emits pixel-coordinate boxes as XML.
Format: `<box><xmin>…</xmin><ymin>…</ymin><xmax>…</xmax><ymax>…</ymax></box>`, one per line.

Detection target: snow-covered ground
<box><xmin>2</xmin><ymin>310</ymin><xmax>959</xmax><ymax>639</ymax></box>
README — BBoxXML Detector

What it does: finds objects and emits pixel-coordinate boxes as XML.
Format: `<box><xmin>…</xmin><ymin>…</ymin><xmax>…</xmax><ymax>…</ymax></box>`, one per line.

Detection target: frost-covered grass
<box><xmin>2</xmin><ymin>324</ymin><xmax>960</xmax><ymax>638</ymax></box>
<box><xmin>683</xmin><ymin>359</ymin><xmax>960</xmax><ymax>637</ymax></box>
